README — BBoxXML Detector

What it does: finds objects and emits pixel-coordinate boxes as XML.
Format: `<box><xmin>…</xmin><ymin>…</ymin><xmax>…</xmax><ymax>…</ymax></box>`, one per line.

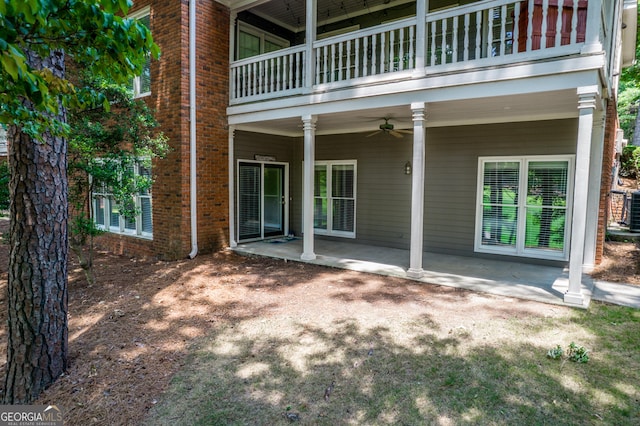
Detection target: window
<box><xmin>237</xmin><ymin>22</ymin><xmax>289</xmax><ymax>60</ymax></box>
<box><xmin>92</xmin><ymin>160</ymin><xmax>153</xmax><ymax>238</ymax></box>
<box><xmin>313</xmin><ymin>160</ymin><xmax>356</xmax><ymax>238</ymax></box>
<box><xmin>0</xmin><ymin>126</ymin><xmax>6</xmax><ymax>156</ymax></box>
<box><xmin>475</xmin><ymin>156</ymin><xmax>573</xmax><ymax>260</ymax></box>
<box><xmin>129</xmin><ymin>7</ymin><xmax>151</xmax><ymax>97</ymax></box>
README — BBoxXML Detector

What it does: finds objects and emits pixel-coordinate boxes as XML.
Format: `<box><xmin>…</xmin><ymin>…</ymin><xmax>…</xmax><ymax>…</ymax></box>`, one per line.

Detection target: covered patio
<box><xmin>232</xmin><ymin>238</ymin><xmax>594</xmax><ymax>307</ymax></box>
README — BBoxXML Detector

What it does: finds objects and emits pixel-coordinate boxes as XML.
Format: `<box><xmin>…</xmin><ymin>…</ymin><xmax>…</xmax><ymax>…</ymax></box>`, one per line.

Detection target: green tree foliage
<box><xmin>0</xmin><ymin>0</ymin><xmax>159</xmax><ymax>137</ymax></box>
<box><xmin>68</xmin><ymin>75</ymin><xmax>168</xmax><ymax>285</ymax></box>
<box><xmin>0</xmin><ymin>0</ymin><xmax>159</xmax><ymax>403</ymax></box>
<box><xmin>617</xmin><ymin>3</ymin><xmax>640</xmax><ymax>143</ymax></box>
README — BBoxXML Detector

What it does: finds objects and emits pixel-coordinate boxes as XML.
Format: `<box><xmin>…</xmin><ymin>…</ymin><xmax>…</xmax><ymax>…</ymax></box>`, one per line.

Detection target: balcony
<box><xmin>230</xmin><ymin>0</ymin><xmax>603</xmax><ymax>106</ymax></box>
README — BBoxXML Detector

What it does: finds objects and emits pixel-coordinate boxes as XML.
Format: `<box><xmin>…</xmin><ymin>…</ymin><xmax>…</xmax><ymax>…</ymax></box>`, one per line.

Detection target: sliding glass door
<box><xmin>238</xmin><ymin>161</ymin><xmax>288</xmax><ymax>241</ymax></box>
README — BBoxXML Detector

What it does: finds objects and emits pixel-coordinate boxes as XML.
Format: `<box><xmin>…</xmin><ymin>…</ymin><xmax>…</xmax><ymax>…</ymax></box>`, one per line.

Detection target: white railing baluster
<box><xmin>363</xmin><ymin>36</ymin><xmax>369</xmax><ymax>76</ymax></box>
<box><xmin>355</xmin><ymin>39</ymin><xmax>360</xmax><ymax>78</ymax></box>
<box><xmin>555</xmin><ymin>0</ymin><xmax>563</xmax><ymax>47</ymax></box>
<box><xmin>487</xmin><ymin>9</ymin><xmax>494</xmax><ymax>57</ymax></box>
<box><xmin>463</xmin><ymin>13</ymin><xmax>470</xmax><ymax>61</ymax></box>
<box><xmin>430</xmin><ymin>20</ymin><xmax>437</xmax><ymax>65</ymax></box>
<box><xmin>499</xmin><ymin>5</ymin><xmax>507</xmax><ymax>56</ymax></box>
<box><xmin>250</xmin><ymin>62</ymin><xmax>255</xmax><ymax>96</ymax></box>
<box><xmin>571</xmin><ymin>0</ymin><xmax>579</xmax><ymax>44</ymax></box>
<box><xmin>408</xmin><ymin>25</ymin><xmax>414</xmax><ymax>68</ymax></box>
<box><xmin>541</xmin><ymin>0</ymin><xmax>549</xmax><ymax>49</ymax></box>
<box><xmin>265</xmin><ymin>58</ymin><xmax>278</xmax><ymax>92</ymax></box>
<box><xmin>338</xmin><ymin>42</ymin><xmax>344</xmax><ymax>81</ymax></box>
<box><xmin>399</xmin><ymin>28</ymin><xmax>405</xmax><ymax>70</ymax></box>
<box><xmin>323</xmin><ymin>45</ymin><xmax>329</xmax><ymax>83</ymax></box>
<box><xmin>441</xmin><ymin>18</ymin><xmax>448</xmax><ymax>64</ymax></box>
<box><xmin>346</xmin><ymin>40</ymin><xmax>352</xmax><ymax>80</ymax></box>
<box><xmin>279</xmin><ymin>55</ymin><xmax>283</xmax><ymax>91</ymax></box>
<box><xmin>452</xmin><ymin>16</ymin><xmax>459</xmax><ymax>63</ymax></box>
<box><xmin>316</xmin><ymin>48</ymin><xmax>321</xmax><ymax>85</ymax></box>
<box><xmin>371</xmin><ymin>34</ymin><xmax>378</xmax><ymax>75</ymax></box>
<box><xmin>380</xmin><ymin>32</ymin><xmax>386</xmax><ymax>73</ymax></box>
<box><xmin>330</xmin><ymin>44</ymin><xmax>336</xmax><ymax>82</ymax></box>
<box><xmin>475</xmin><ymin>11</ymin><xmax>482</xmax><ymax>59</ymax></box>
<box><xmin>527</xmin><ymin>0</ymin><xmax>534</xmax><ymax>51</ymax></box>
<box><xmin>288</xmin><ymin>54</ymin><xmax>294</xmax><ymax>89</ymax></box>
<box><xmin>298</xmin><ymin>51</ymin><xmax>303</xmax><ymax>87</ymax></box>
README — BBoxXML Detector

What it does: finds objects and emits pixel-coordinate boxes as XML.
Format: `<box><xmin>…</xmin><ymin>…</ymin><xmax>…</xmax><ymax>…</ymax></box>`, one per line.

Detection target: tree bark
<box><xmin>3</xmin><ymin>50</ymin><xmax>69</xmax><ymax>404</ymax></box>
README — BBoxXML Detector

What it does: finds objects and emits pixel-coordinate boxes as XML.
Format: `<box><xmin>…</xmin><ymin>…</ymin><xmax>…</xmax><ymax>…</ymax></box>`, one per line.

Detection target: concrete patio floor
<box><xmin>232</xmin><ymin>238</ymin><xmax>594</xmax><ymax>308</ymax></box>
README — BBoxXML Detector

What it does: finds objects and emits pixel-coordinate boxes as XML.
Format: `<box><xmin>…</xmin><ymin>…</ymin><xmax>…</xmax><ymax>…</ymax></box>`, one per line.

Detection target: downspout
<box><xmin>188</xmin><ymin>0</ymin><xmax>198</xmax><ymax>259</ymax></box>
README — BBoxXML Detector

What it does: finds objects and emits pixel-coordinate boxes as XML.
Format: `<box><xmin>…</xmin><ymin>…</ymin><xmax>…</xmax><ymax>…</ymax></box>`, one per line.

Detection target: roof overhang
<box><xmin>622</xmin><ymin>0</ymin><xmax>638</xmax><ymax>68</ymax></box>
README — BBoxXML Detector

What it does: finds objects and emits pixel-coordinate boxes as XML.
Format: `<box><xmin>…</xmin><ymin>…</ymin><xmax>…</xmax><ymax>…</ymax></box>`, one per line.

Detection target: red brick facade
<box><xmin>596</xmin><ymin>98</ymin><xmax>619</xmax><ymax>264</ymax></box>
<box><xmin>98</xmin><ymin>0</ymin><xmax>230</xmax><ymax>260</ymax></box>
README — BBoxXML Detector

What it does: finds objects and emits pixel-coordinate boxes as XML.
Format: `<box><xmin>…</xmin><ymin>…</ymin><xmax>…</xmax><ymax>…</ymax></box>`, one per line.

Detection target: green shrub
<box><xmin>620</xmin><ymin>145</ymin><xmax>640</xmax><ymax>178</ymax></box>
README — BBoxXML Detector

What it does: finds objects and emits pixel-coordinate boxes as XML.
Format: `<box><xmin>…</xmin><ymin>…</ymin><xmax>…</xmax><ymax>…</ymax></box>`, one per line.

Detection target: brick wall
<box><xmin>596</xmin><ymin>98</ymin><xmax>619</xmax><ymax>264</ymax></box>
<box><xmin>98</xmin><ymin>0</ymin><xmax>230</xmax><ymax>260</ymax></box>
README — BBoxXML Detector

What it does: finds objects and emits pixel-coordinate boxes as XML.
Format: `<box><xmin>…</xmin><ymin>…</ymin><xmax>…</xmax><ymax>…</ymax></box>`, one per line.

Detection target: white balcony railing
<box><xmin>314</xmin><ymin>18</ymin><xmax>417</xmax><ymax>85</ymax></box>
<box><xmin>230</xmin><ymin>46</ymin><xmax>306</xmax><ymax>102</ymax></box>
<box><xmin>230</xmin><ymin>0</ymin><xmax>593</xmax><ymax>104</ymax></box>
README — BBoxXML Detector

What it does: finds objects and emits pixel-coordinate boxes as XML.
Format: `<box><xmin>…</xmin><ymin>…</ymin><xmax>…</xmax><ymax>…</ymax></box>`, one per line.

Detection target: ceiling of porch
<box><xmin>233</xmin><ymin>0</ymin><xmax>468</xmax><ymax>32</ymax></box>
<box><xmin>232</xmin><ymin>89</ymin><xmax>581</xmax><ymax>137</ymax></box>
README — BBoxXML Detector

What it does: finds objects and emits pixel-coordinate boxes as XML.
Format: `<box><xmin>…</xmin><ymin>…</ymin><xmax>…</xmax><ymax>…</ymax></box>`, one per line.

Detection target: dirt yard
<box><xmin>0</xmin><ymin>218</ymin><xmax>637</xmax><ymax>424</ymax></box>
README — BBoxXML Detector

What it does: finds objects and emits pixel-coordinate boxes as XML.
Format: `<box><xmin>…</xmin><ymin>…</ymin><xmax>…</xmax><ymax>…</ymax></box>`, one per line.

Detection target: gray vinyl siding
<box><xmin>424</xmin><ymin>119</ymin><xmax>578</xmax><ymax>257</ymax></box>
<box><xmin>234</xmin><ymin>119</ymin><xmax>578</xmax><ymax>259</ymax></box>
<box><xmin>293</xmin><ymin>132</ymin><xmax>413</xmax><ymax>249</ymax></box>
<box><xmin>234</xmin><ymin>131</ymin><xmax>294</xmax><ymax>164</ymax></box>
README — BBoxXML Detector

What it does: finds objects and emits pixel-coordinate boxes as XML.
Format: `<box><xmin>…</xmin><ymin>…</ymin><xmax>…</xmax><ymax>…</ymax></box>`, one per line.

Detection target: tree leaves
<box><xmin>0</xmin><ymin>0</ymin><xmax>159</xmax><ymax>139</ymax></box>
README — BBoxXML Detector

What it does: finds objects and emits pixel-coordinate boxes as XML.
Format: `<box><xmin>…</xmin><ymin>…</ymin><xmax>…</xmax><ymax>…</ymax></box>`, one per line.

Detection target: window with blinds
<box><xmin>312</xmin><ymin>161</ymin><xmax>356</xmax><ymax>238</ymax></box>
<box><xmin>129</xmin><ymin>7</ymin><xmax>151</xmax><ymax>97</ymax></box>
<box><xmin>92</xmin><ymin>159</ymin><xmax>154</xmax><ymax>239</ymax></box>
<box><xmin>476</xmin><ymin>156</ymin><xmax>573</xmax><ymax>260</ymax></box>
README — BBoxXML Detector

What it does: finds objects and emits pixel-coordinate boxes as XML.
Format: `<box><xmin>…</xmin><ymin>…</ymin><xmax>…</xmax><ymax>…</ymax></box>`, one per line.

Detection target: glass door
<box><xmin>263</xmin><ymin>164</ymin><xmax>285</xmax><ymax>237</ymax></box>
<box><xmin>237</xmin><ymin>161</ymin><xmax>287</xmax><ymax>241</ymax></box>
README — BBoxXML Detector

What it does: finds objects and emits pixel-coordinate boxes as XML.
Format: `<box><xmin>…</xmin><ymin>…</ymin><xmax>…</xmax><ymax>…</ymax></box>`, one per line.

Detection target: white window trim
<box><xmin>92</xmin><ymin>160</ymin><xmax>153</xmax><ymax>240</ymax></box>
<box><xmin>129</xmin><ymin>6</ymin><xmax>151</xmax><ymax>98</ymax></box>
<box><xmin>308</xmin><ymin>160</ymin><xmax>357</xmax><ymax>239</ymax></box>
<box><xmin>237</xmin><ymin>21</ymin><xmax>290</xmax><ymax>59</ymax></box>
<box><xmin>474</xmin><ymin>155</ymin><xmax>574</xmax><ymax>261</ymax></box>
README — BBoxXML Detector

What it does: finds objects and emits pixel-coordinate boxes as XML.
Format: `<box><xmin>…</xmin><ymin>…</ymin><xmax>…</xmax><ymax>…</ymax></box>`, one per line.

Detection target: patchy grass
<box><xmin>145</xmin><ymin>303</ymin><xmax>640</xmax><ymax>425</ymax></box>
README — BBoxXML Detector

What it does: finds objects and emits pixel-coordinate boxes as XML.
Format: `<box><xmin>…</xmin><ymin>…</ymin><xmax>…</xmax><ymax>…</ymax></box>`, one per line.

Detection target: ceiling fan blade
<box><xmin>366</xmin><ymin>130</ymin><xmax>381</xmax><ymax>137</ymax></box>
<box><xmin>397</xmin><ymin>129</ymin><xmax>413</xmax><ymax>134</ymax></box>
<box><xmin>389</xmin><ymin>130</ymin><xmax>404</xmax><ymax>139</ymax></box>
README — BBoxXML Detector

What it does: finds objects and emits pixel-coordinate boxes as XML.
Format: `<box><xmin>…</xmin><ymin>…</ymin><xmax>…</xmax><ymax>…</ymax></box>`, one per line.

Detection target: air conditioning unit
<box><xmin>629</xmin><ymin>191</ymin><xmax>640</xmax><ymax>232</ymax></box>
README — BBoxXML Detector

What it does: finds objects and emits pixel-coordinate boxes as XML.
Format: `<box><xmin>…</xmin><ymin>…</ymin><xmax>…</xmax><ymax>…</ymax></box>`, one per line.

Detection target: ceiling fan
<box><xmin>366</xmin><ymin>117</ymin><xmax>413</xmax><ymax>139</ymax></box>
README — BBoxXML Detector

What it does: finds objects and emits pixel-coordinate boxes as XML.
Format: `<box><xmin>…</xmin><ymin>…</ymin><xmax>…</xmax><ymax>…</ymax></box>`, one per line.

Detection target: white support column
<box><xmin>407</xmin><ymin>103</ymin><xmax>426</xmax><ymax>278</ymax></box>
<box><xmin>228</xmin><ymin>126</ymin><xmax>237</xmax><ymax>248</ymax></box>
<box><xmin>304</xmin><ymin>0</ymin><xmax>317</xmax><ymax>91</ymax></box>
<box><xmin>565</xmin><ymin>87</ymin><xmax>598</xmax><ymax>306</ymax></box>
<box><xmin>583</xmin><ymin>111</ymin><xmax>605</xmax><ymax>270</ymax></box>
<box><xmin>581</xmin><ymin>0</ymin><xmax>603</xmax><ymax>54</ymax></box>
<box><xmin>301</xmin><ymin>114</ymin><xmax>317</xmax><ymax>261</ymax></box>
<box><xmin>413</xmin><ymin>0</ymin><xmax>427</xmax><ymax>77</ymax></box>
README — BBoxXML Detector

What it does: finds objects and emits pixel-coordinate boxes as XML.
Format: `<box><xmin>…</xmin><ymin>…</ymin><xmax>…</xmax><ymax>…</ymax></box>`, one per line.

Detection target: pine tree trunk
<box><xmin>3</xmin><ymin>50</ymin><xmax>69</xmax><ymax>404</ymax></box>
